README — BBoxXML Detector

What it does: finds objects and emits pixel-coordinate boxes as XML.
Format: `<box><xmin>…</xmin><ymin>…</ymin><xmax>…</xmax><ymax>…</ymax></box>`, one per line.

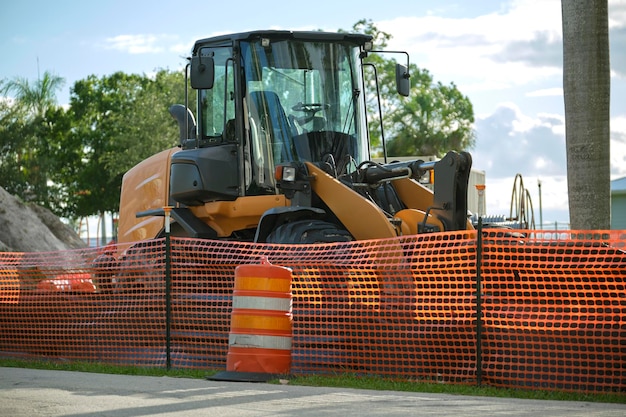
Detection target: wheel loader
<box><xmin>117</xmin><ymin>30</ymin><xmax>473</xmax><ymax>245</ymax></box>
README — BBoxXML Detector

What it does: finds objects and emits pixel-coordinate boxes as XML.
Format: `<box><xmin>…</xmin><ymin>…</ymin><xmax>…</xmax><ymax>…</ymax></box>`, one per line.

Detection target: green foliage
<box><xmin>1</xmin><ymin>69</ymin><xmax>189</xmax><ymax>219</ymax></box>
<box><xmin>385</xmin><ymin>69</ymin><xmax>476</xmax><ymax>157</ymax></box>
<box><xmin>354</xmin><ymin>20</ymin><xmax>475</xmax><ymax>158</ymax></box>
<box><xmin>0</xmin><ymin>71</ymin><xmax>65</xmax><ymax>118</ymax></box>
<box><xmin>343</xmin><ymin>18</ymin><xmax>392</xmax><ymax>48</ymax></box>
<box><xmin>59</xmin><ymin>70</ymin><xmax>189</xmax><ymax>217</ymax></box>
<box><xmin>0</xmin><ymin>99</ymin><xmax>28</xmax><ymax>195</ymax></box>
<box><xmin>0</xmin><ymin>72</ymin><xmax>67</xmax><ymax>209</ymax></box>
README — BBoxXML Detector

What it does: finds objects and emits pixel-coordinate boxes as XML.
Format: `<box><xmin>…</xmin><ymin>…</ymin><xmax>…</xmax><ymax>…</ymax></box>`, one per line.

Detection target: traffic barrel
<box><xmin>36</xmin><ymin>273</ymin><xmax>96</xmax><ymax>293</ymax></box>
<box><xmin>211</xmin><ymin>258</ymin><xmax>293</xmax><ymax>382</ymax></box>
<box><xmin>0</xmin><ymin>269</ymin><xmax>20</xmax><ymax>304</ymax></box>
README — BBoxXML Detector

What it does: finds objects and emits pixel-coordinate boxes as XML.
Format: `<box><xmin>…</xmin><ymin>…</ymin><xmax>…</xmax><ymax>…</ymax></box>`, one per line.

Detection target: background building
<box><xmin>611</xmin><ymin>176</ymin><xmax>626</xmax><ymax>229</ymax></box>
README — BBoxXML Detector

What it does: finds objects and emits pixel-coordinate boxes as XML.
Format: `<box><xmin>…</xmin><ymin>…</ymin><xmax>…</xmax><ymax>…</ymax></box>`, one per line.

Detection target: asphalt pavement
<box><xmin>1</xmin><ymin>367</ymin><xmax>625</xmax><ymax>416</ymax></box>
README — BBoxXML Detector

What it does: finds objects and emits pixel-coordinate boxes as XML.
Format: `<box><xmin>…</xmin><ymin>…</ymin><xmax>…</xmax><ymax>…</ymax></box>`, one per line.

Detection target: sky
<box><xmin>1</xmin><ymin>0</ymin><xmax>626</xmax><ymax>229</ymax></box>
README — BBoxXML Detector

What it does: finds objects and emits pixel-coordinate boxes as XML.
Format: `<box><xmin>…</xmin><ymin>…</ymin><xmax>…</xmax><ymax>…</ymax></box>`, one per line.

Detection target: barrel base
<box><xmin>207</xmin><ymin>371</ymin><xmax>280</xmax><ymax>382</ymax></box>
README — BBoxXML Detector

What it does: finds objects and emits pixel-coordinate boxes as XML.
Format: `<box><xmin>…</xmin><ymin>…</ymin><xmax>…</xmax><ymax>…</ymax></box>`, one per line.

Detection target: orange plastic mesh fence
<box><xmin>0</xmin><ymin>240</ymin><xmax>166</xmax><ymax>366</ymax></box>
<box><xmin>0</xmin><ymin>229</ymin><xmax>624</xmax><ymax>393</ymax></box>
<box><xmin>167</xmin><ymin>232</ymin><xmax>478</xmax><ymax>379</ymax></box>
<box><xmin>480</xmin><ymin>230</ymin><xmax>626</xmax><ymax>392</ymax></box>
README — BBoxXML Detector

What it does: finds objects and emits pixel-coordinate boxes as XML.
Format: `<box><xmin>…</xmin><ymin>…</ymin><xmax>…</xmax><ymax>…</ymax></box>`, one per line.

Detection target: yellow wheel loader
<box><xmin>118</xmin><ymin>30</ymin><xmax>473</xmax><ymax>245</ymax></box>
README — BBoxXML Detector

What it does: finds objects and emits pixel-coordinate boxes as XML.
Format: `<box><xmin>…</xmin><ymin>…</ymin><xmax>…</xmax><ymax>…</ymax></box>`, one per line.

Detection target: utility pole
<box><xmin>538</xmin><ymin>179</ymin><xmax>543</xmax><ymax>229</ymax></box>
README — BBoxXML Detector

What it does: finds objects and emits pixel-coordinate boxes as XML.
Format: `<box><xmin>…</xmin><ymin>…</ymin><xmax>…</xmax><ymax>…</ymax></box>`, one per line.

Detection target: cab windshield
<box><xmin>241</xmin><ymin>39</ymin><xmax>368</xmax><ymax>176</ymax></box>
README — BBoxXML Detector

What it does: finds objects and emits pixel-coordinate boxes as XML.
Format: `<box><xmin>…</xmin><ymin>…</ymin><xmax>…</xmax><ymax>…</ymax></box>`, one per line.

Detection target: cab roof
<box><xmin>192</xmin><ymin>30</ymin><xmax>373</xmax><ymax>54</ymax></box>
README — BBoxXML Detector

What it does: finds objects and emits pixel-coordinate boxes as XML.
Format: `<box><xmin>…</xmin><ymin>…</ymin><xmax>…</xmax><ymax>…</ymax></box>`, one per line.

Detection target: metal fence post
<box><xmin>164</xmin><ymin>206</ymin><xmax>172</xmax><ymax>371</ymax></box>
<box><xmin>475</xmin><ymin>218</ymin><xmax>483</xmax><ymax>386</ymax></box>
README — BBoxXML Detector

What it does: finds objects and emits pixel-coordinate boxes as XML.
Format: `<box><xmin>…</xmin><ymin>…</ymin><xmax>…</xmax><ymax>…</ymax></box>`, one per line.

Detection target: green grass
<box><xmin>1</xmin><ymin>358</ymin><xmax>625</xmax><ymax>404</ymax></box>
<box><xmin>287</xmin><ymin>373</ymin><xmax>626</xmax><ymax>404</ymax></box>
<box><xmin>0</xmin><ymin>358</ymin><xmax>213</xmax><ymax>380</ymax></box>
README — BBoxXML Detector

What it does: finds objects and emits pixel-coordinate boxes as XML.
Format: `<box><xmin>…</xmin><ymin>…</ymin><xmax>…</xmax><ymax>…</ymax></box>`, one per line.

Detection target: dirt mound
<box><xmin>0</xmin><ymin>186</ymin><xmax>87</xmax><ymax>252</ymax></box>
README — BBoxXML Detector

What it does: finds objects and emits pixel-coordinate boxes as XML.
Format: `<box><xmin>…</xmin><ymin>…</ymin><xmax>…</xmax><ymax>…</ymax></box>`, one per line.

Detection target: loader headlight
<box><xmin>275</xmin><ymin>165</ymin><xmax>296</xmax><ymax>182</ymax></box>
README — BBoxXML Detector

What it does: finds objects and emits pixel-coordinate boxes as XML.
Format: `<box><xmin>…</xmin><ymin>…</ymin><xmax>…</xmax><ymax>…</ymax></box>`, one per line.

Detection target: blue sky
<box><xmin>2</xmin><ymin>0</ymin><xmax>626</xmax><ymax>227</ymax></box>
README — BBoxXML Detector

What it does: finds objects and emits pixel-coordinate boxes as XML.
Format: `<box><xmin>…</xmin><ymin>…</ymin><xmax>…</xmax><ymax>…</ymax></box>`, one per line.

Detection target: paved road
<box><xmin>1</xmin><ymin>367</ymin><xmax>625</xmax><ymax>416</ymax></box>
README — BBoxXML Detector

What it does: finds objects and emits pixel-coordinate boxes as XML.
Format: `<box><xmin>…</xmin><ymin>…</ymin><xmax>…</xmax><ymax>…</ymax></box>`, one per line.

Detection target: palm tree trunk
<box><xmin>562</xmin><ymin>0</ymin><xmax>611</xmax><ymax>230</ymax></box>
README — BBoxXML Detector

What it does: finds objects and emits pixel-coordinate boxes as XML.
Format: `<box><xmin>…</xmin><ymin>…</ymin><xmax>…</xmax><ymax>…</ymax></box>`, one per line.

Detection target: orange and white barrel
<box><xmin>37</xmin><ymin>273</ymin><xmax>96</xmax><ymax>293</ymax></box>
<box><xmin>225</xmin><ymin>260</ymin><xmax>293</xmax><ymax>377</ymax></box>
<box><xmin>0</xmin><ymin>269</ymin><xmax>20</xmax><ymax>304</ymax></box>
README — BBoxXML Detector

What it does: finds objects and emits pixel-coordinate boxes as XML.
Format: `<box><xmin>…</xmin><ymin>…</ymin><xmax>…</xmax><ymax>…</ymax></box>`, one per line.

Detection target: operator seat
<box><xmin>248</xmin><ymin>91</ymin><xmax>297</xmax><ymax>162</ymax></box>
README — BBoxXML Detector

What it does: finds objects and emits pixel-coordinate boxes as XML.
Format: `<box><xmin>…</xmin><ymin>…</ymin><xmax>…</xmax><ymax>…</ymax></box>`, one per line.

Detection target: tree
<box><xmin>0</xmin><ymin>71</ymin><xmax>66</xmax><ymax>206</ymax></box>
<box><xmin>60</xmin><ymin>70</ymin><xmax>188</xmax><ymax>218</ymax></box>
<box><xmin>384</xmin><ymin>65</ymin><xmax>475</xmax><ymax>157</ymax></box>
<box><xmin>1</xmin><ymin>68</ymin><xmax>189</xmax><ymax>220</ymax></box>
<box><xmin>350</xmin><ymin>19</ymin><xmax>475</xmax><ymax>158</ymax></box>
<box><xmin>1</xmin><ymin>71</ymin><xmax>65</xmax><ymax>119</ymax></box>
<box><xmin>0</xmin><ymin>97</ymin><xmax>30</xmax><ymax>195</ymax></box>
<box><xmin>562</xmin><ymin>0</ymin><xmax>610</xmax><ymax>230</ymax></box>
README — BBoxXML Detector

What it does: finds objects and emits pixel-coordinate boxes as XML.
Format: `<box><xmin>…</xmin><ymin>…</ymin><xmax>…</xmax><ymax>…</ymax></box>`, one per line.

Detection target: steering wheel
<box><xmin>291</xmin><ymin>102</ymin><xmax>330</xmax><ymax>115</ymax></box>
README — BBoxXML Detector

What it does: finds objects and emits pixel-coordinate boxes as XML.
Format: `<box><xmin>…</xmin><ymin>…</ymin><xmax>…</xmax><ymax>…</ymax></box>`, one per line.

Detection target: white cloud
<box><xmin>613</xmin><ymin>115</ymin><xmax>626</xmax><ymax>133</ymax></box>
<box><xmin>472</xmin><ymin>105</ymin><xmax>625</xmax><ymax>222</ymax></box>
<box><xmin>534</xmin><ymin>157</ymin><xmax>548</xmax><ymax>170</ymax></box>
<box><xmin>510</xmin><ymin>106</ymin><xmax>542</xmax><ymax>133</ymax></box>
<box><xmin>472</xmin><ymin>102</ymin><xmax>566</xmax><ymax>189</ymax></box>
<box><xmin>104</xmin><ymin>34</ymin><xmax>178</xmax><ymax>54</ymax></box>
<box><xmin>470</xmin><ymin>106</ymin><xmax>625</xmax><ymax>222</ymax></box>
<box><xmin>378</xmin><ymin>0</ymin><xmax>563</xmax><ymax>93</ymax></box>
<box><xmin>609</xmin><ymin>0</ymin><xmax>626</xmax><ymax>28</ymax></box>
<box><xmin>611</xmin><ymin>141</ymin><xmax>626</xmax><ymax>178</ymax></box>
<box><xmin>611</xmin><ymin>115</ymin><xmax>626</xmax><ymax>177</ymax></box>
<box><xmin>526</xmin><ymin>87</ymin><xmax>563</xmax><ymax>97</ymax></box>
<box><xmin>169</xmin><ymin>42</ymin><xmax>193</xmax><ymax>56</ymax></box>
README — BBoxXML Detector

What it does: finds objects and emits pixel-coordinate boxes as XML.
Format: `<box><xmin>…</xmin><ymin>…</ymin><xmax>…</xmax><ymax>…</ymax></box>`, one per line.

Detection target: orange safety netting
<box><xmin>480</xmin><ymin>230</ymin><xmax>626</xmax><ymax>392</ymax></box>
<box><xmin>0</xmin><ymin>240</ymin><xmax>166</xmax><ymax>365</ymax></box>
<box><xmin>0</xmin><ymin>229</ymin><xmax>624</xmax><ymax>393</ymax></box>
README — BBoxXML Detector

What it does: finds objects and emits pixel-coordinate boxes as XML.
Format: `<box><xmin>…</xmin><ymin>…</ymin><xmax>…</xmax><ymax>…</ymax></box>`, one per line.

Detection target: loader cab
<box><xmin>177</xmin><ymin>31</ymin><xmax>373</xmax><ymax>200</ymax></box>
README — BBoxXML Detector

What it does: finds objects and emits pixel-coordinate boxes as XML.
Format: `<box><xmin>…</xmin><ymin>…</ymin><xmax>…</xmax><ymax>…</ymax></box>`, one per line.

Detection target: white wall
<box><xmin>611</xmin><ymin>194</ymin><xmax>626</xmax><ymax>229</ymax></box>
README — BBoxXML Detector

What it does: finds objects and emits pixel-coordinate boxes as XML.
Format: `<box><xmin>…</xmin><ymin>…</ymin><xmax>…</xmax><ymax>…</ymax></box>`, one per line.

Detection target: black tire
<box><xmin>113</xmin><ymin>242</ymin><xmax>162</xmax><ymax>293</ymax></box>
<box><xmin>266</xmin><ymin>219</ymin><xmax>353</xmax><ymax>244</ymax></box>
<box><xmin>91</xmin><ymin>253</ymin><xmax>118</xmax><ymax>292</ymax></box>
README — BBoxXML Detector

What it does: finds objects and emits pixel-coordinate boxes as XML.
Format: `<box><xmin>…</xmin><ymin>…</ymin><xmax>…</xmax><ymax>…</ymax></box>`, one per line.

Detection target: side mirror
<box><xmin>190</xmin><ymin>55</ymin><xmax>215</xmax><ymax>89</ymax></box>
<box><xmin>396</xmin><ymin>63</ymin><xmax>410</xmax><ymax>97</ymax></box>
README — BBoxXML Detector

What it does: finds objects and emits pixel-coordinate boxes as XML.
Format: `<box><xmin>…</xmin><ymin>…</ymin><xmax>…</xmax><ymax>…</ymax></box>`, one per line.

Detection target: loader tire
<box><xmin>113</xmin><ymin>242</ymin><xmax>162</xmax><ymax>293</ymax></box>
<box><xmin>266</xmin><ymin>219</ymin><xmax>353</xmax><ymax>244</ymax></box>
